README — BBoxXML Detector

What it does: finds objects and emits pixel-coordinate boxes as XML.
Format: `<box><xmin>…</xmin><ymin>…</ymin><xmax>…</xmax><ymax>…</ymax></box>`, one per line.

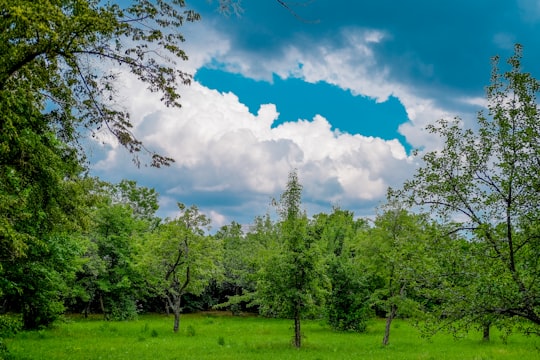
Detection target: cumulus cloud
<box><xmin>201</xmin><ymin>26</ymin><xmax>465</xmax><ymax>152</ymax></box>
<box><xmin>90</xmin><ymin>68</ymin><xmax>415</xmax><ymax>226</ymax></box>
<box><xmin>90</xmin><ymin>20</ymin><xmax>482</xmax><ymax>227</ymax></box>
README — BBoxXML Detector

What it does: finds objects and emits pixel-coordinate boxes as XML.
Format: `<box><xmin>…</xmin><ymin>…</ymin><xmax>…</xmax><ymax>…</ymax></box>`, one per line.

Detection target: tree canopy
<box><xmin>1</xmin><ymin>0</ymin><xmax>200</xmax><ymax>167</ymax></box>
<box><xmin>403</xmin><ymin>44</ymin><xmax>540</xmax><ymax>333</ymax></box>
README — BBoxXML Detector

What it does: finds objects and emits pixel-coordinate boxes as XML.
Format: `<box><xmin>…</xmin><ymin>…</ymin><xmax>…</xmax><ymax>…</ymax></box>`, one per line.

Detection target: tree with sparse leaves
<box><xmin>403</xmin><ymin>44</ymin><xmax>540</xmax><ymax>335</ymax></box>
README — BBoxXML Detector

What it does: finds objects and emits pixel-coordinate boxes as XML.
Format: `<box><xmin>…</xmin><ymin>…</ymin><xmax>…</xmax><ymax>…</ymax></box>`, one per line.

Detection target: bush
<box><xmin>325</xmin><ymin>260</ymin><xmax>373</xmax><ymax>332</ymax></box>
<box><xmin>0</xmin><ymin>315</ymin><xmax>22</xmax><ymax>338</ymax></box>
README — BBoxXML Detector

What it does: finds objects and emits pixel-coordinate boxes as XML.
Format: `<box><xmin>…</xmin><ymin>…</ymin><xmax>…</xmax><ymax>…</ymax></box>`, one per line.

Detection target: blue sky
<box><xmin>88</xmin><ymin>0</ymin><xmax>540</xmax><ymax>227</ymax></box>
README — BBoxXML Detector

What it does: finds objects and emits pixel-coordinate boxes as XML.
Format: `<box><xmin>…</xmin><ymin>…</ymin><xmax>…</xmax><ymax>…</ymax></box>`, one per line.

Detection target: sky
<box><xmin>87</xmin><ymin>0</ymin><xmax>540</xmax><ymax>228</ymax></box>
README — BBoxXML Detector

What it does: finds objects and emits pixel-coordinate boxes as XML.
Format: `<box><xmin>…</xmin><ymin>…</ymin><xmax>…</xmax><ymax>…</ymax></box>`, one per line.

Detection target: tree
<box><xmin>361</xmin><ymin>202</ymin><xmax>435</xmax><ymax>345</ymax></box>
<box><xmin>1</xmin><ymin>0</ymin><xmax>198</xmax><ymax>328</ymax></box>
<box><xmin>85</xmin><ymin>204</ymin><xmax>143</xmax><ymax>320</ymax></box>
<box><xmin>258</xmin><ymin>170</ymin><xmax>328</xmax><ymax>348</ymax></box>
<box><xmin>1</xmin><ymin>0</ymin><xmax>200</xmax><ymax>167</ymax></box>
<box><xmin>0</xmin><ymin>98</ymin><xmax>91</xmax><ymax>328</ymax></box>
<box><xmin>138</xmin><ymin>203</ymin><xmax>221</xmax><ymax>333</ymax></box>
<box><xmin>403</xmin><ymin>44</ymin><xmax>540</xmax><ymax>334</ymax></box>
<box><xmin>214</xmin><ymin>214</ymin><xmax>279</xmax><ymax>314</ymax></box>
<box><xmin>311</xmin><ymin>208</ymin><xmax>373</xmax><ymax>332</ymax></box>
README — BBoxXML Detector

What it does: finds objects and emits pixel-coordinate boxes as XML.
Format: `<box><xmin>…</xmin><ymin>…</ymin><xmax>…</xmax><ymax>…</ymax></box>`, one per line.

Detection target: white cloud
<box><xmin>90</xmin><ymin>67</ymin><xmax>415</xmax><ymax>225</ymax></box>
<box><xmin>200</xmin><ymin>26</ymin><xmax>458</xmax><ymax>153</ymax></box>
<box><xmin>89</xmin><ymin>22</ymin><xmax>478</xmax><ymax>227</ymax></box>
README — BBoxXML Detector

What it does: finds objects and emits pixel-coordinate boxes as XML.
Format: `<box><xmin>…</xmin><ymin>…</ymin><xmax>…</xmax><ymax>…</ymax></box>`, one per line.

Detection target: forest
<box><xmin>1</xmin><ymin>0</ymin><xmax>540</xmax><ymax>356</ymax></box>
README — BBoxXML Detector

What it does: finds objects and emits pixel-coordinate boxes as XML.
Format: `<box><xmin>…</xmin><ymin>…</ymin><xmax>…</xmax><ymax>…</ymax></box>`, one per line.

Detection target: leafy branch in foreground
<box><xmin>1</xmin><ymin>0</ymin><xmax>200</xmax><ymax>167</ymax></box>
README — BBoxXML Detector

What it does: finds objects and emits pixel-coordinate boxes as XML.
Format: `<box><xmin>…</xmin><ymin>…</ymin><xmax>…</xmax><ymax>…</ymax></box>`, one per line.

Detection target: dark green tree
<box><xmin>214</xmin><ymin>215</ymin><xmax>278</xmax><ymax>314</ymax></box>
<box><xmin>0</xmin><ymin>107</ymin><xmax>88</xmax><ymax>328</ymax></box>
<box><xmin>311</xmin><ymin>208</ymin><xmax>373</xmax><ymax>332</ymax></box>
<box><xmin>1</xmin><ymin>0</ymin><xmax>200</xmax><ymax>329</ymax></box>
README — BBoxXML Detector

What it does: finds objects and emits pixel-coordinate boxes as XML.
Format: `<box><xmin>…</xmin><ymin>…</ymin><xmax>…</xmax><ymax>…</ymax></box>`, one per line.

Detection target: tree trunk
<box><xmin>294</xmin><ymin>313</ymin><xmax>301</xmax><ymax>348</ymax></box>
<box><xmin>172</xmin><ymin>296</ymin><xmax>181</xmax><ymax>333</ymax></box>
<box><xmin>99</xmin><ymin>293</ymin><xmax>108</xmax><ymax>320</ymax></box>
<box><xmin>173</xmin><ymin>310</ymin><xmax>180</xmax><ymax>333</ymax></box>
<box><xmin>382</xmin><ymin>305</ymin><xmax>397</xmax><ymax>346</ymax></box>
<box><xmin>482</xmin><ymin>322</ymin><xmax>491</xmax><ymax>342</ymax></box>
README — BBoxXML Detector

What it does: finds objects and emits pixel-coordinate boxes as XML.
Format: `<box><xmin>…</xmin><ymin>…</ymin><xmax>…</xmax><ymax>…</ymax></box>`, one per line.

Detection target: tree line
<box><xmin>1</xmin><ymin>0</ymin><xmax>540</xmax><ymax>350</ymax></box>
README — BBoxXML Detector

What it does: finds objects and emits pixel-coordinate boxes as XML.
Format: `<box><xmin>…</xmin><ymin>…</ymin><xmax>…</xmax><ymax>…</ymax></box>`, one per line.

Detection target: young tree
<box><xmin>258</xmin><ymin>170</ymin><xmax>328</xmax><ymax>348</ymax></box>
<box><xmin>138</xmin><ymin>203</ymin><xmax>221</xmax><ymax>333</ymax></box>
<box><xmin>403</xmin><ymin>44</ymin><xmax>540</xmax><ymax>334</ymax></box>
<box><xmin>362</xmin><ymin>203</ymin><xmax>435</xmax><ymax>345</ymax></box>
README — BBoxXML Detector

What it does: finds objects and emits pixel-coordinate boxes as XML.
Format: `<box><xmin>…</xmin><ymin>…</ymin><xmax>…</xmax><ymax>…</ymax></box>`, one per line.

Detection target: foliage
<box><xmin>0</xmin><ymin>0</ymin><xmax>200</xmax><ymax>166</ymax></box>
<box><xmin>80</xmin><ymin>203</ymin><xmax>142</xmax><ymax>320</ymax></box>
<box><xmin>137</xmin><ymin>203</ymin><xmax>222</xmax><ymax>332</ymax></box>
<box><xmin>0</xmin><ymin>315</ymin><xmax>22</xmax><ymax>339</ymax></box>
<box><xmin>0</xmin><ymin>0</ymin><xmax>199</xmax><ymax>330</ymax></box>
<box><xmin>258</xmin><ymin>170</ymin><xmax>328</xmax><ymax>347</ymax></box>
<box><xmin>358</xmin><ymin>200</ymin><xmax>437</xmax><ymax>345</ymax></box>
<box><xmin>403</xmin><ymin>44</ymin><xmax>540</xmax><ymax>334</ymax></box>
<box><xmin>0</xmin><ymin>100</ymin><xmax>88</xmax><ymax>328</ymax></box>
<box><xmin>215</xmin><ymin>216</ymin><xmax>277</xmax><ymax>313</ymax></box>
<box><xmin>311</xmin><ymin>208</ymin><xmax>373</xmax><ymax>332</ymax></box>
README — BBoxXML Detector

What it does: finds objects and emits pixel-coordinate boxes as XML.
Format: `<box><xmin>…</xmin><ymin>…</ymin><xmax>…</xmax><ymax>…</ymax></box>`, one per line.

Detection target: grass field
<box><xmin>5</xmin><ymin>312</ymin><xmax>540</xmax><ymax>359</ymax></box>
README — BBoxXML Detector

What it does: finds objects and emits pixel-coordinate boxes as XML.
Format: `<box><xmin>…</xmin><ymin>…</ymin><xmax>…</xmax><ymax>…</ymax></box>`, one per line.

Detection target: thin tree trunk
<box><xmin>482</xmin><ymin>322</ymin><xmax>491</xmax><ymax>342</ymax></box>
<box><xmin>382</xmin><ymin>305</ymin><xmax>397</xmax><ymax>346</ymax></box>
<box><xmin>294</xmin><ymin>312</ymin><xmax>301</xmax><ymax>348</ymax></box>
<box><xmin>99</xmin><ymin>293</ymin><xmax>107</xmax><ymax>320</ymax></box>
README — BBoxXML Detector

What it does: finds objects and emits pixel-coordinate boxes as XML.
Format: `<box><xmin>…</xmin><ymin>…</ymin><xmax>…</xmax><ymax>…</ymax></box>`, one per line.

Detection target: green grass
<box><xmin>5</xmin><ymin>313</ymin><xmax>540</xmax><ymax>359</ymax></box>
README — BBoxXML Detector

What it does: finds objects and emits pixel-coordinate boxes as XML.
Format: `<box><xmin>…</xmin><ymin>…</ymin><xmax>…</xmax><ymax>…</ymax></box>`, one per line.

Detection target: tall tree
<box><xmin>0</xmin><ymin>96</ymin><xmax>91</xmax><ymax>328</ymax></box>
<box><xmin>403</xmin><ymin>44</ymin><xmax>540</xmax><ymax>334</ymax></box>
<box><xmin>258</xmin><ymin>170</ymin><xmax>328</xmax><ymax>348</ymax></box>
<box><xmin>138</xmin><ymin>203</ymin><xmax>221</xmax><ymax>333</ymax></box>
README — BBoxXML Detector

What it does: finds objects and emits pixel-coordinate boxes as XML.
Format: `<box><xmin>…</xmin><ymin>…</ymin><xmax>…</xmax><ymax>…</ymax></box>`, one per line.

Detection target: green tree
<box><xmin>69</xmin><ymin>179</ymin><xmax>159</xmax><ymax>319</ymax></box>
<box><xmin>0</xmin><ymin>100</ymin><xmax>90</xmax><ymax>328</ymax></box>
<box><xmin>311</xmin><ymin>208</ymin><xmax>373</xmax><ymax>332</ymax></box>
<box><xmin>1</xmin><ymin>0</ymin><xmax>200</xmax><ymax>166</ymax></box>
<box><xmin>258</xmin><ymin>170</ymin><xmax>328</xmax><ymax>348</ymax></box>
<box><xmin>107</xmin><ymin>180</ymin><xmax>160</xmax><ymax>223</ymax></box>
<box><xmin>138</xmin><ymin>203</ymin><xmax>221</xmax><ymax>333</ymax></box>
<box><xmin>361</xmin><ymin>202</ymin><xmax>435</xmax><ymax>345</ymax></box>
<box><xmin>403</xmin><ymin>44</ymin><xmax>540</xmax><ymax>334</ymax></box>
<box><xmin>0</xmin><ymin>0</ymin><xmax>199</xmax><ymax>329</ymax></box>
<box><xmin>86</xmin><ymin>204</ymin><xmax>142</xmax><ymax>320</ymax></box>
<box><xmin>215</xmin><ymin>214</ymin><xmax>278</xmax><ymax>314</ymax></box>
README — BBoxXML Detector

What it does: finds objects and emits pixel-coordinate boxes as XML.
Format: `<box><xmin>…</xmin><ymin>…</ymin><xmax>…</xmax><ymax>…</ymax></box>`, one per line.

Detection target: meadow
<box><xmin>5</xmin><ymin>312</ymin><xmax>540</xmax><ymax>360</ymax></box>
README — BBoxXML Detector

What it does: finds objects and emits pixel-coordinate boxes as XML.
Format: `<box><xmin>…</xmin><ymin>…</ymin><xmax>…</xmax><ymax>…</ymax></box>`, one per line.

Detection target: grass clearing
<box><xmin>5</xmin><ymin>312</ymin><xmax>540</xmax><ymax>359</ymax></box>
